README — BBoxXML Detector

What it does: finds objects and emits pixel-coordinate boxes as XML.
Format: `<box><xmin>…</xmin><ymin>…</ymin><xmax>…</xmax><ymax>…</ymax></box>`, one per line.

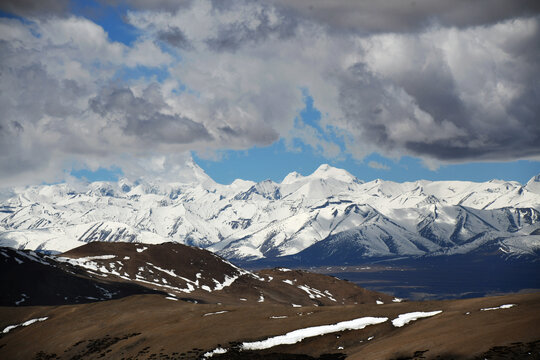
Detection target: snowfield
<box><xmin>0</xmin><ymin>163</ymin><xmax>539</xmax><ymax>262</ymax></box>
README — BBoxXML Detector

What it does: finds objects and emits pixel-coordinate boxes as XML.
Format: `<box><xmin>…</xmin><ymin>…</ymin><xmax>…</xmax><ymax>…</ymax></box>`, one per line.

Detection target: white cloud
<box><xmin>0</xmin><ymin>2</ymin><xmax>538</xmax><ymax>186</ymax></box>
<box><xmin>368</xmin><ymin>161</ymin><xmax>390</xmax><ymax>171</ymax></box>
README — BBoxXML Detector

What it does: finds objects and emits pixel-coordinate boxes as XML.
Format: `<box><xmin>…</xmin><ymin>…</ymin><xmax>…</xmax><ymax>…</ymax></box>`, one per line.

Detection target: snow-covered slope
<box><xmin>0</xmin><ymin>162</ymin><xmax>539</xmax><ymax>262</ymax></box>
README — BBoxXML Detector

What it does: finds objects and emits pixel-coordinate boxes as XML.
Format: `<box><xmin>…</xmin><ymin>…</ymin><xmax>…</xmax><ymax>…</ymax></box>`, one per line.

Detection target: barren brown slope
<box><xmin>0</xmin><ymin>247</ymin><xmax>162</xmax><ymax>306</ymax></box>
<box><xmin>0</xmin><ymin>292</ymin><xmax>538</xmax><ymax>359</ymax></box>
<box><xmin>59</xmin><ymin>242</ymin><xmax>393</xmax><ymax>306</ymax></box>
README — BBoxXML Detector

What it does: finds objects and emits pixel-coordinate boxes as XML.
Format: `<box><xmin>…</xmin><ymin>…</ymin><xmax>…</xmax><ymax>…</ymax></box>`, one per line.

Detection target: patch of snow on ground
<box><xmin>136</xmin><ymin>247</ymin><xmax>148</xmax><ymax>253</ymax></box>
<box><xmin>203</xmin><ymin>311</ymin><xmax>228</xmax><ymax>317</ymax></box>
<box><xmin>367</xmin><ymin>336</ymin><xmax>374</xmax><ymax>341</ymax></box>
<box><xmin>376</xmin><ymin>300</ymin><xmax>384</xmax><ymax>305</ymax></box>
<box><xmin>213</xmin><ymin>275</ymin><xmax>240</xmax><ymax>291</ymax></box>
<box><xmin>258</xmin><ymin>294</ymin><xmax>264</xmax><ymax>302</ymax></box>
<box><xmin>392</xmin><ymin>311</ymin><xmax>442</xmax><ymax>327</ymax></box>
<box><xmin>165</xmin><ymin>297</ymin><xmax>178</xmax><ymax>301</ymax></box>
<box><xmin>79</xmin><ymin>255</ymin><xmax>116</xmax><ymax>261</ymax></box>
<box><xmin>282</xmin><ymin>279</ymin><xmax>294</xmax><ymax>285</ymax></box>
<box><xmin>278</xmin><ymin>268</ymin><xmax>292</xmax><ymax>272</ymax></box>
<box><xmin>297</xmin><ymin>285</ymin><xmax>336</xmax><ymax>301</ymax></box>
<box><xmin>149</xmin><ymin>263</ymin><xmax>177</xmax><ymax>277</ymax></box>
<box><xmin>15</xmin><ymin>294</ymin><xmax>28</xmax><ymax>305</ymax></box>
<box><xmin>203</xmin><ymin>347</ymin><xmax>228</xmax><ymax>358</ymax></box>
<box><xmin>241</xmin><ymin>316</ymin><xmax>388</xmax><ymax>350</ymax></box>
<box><xmin>3</xmin><ymin>317</ymin><xmax>48</xmax><ymax>334</ymax></box>
<box><xmin>392</xmin><ymin>298</ymin><xmax>403</xmax><ymax>303</ymax></box>
<box><xmin>270</xmin><ymin>316</ymin><xmax>288</xmax><ymax>319</ymax></box>
<box><xmin>292</xmin><ymin>304</ymin><xmax>302</xmax><ymax>307</ymax></box>
<box><xmin>480</xmin><ymin>304</ymin><xmax>516</xmax><ymax>311</ymax></box>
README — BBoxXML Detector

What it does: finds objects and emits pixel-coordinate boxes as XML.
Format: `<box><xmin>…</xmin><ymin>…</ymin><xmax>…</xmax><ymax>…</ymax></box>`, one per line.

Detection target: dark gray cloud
<box><xmin>270</xmin><ymin>0</ymin><xmax>540</xmax><ymax>34</ymax></box>
<box><xmin>157</xmin><ymin>26</ymin><xmax>192</xmax><ymax>50</ymax></box>
<box><xmin>337</xmin><ymin>20</ymin><xmax>540</xmax><ymax>164</ymax></box>
<box><xmin>0</xmin><ymin>0</ymin><xmax>70</xmax><ymax>17</ymax></box>
<box><xmin>89</xmin><ymin>86</ymin><xmax>212</xmax><ymax>144</ymax></box>
<box><xmin>205</xmin><ymin>5</ymin><xmax>297</xmax><ymax>52</ymax></box>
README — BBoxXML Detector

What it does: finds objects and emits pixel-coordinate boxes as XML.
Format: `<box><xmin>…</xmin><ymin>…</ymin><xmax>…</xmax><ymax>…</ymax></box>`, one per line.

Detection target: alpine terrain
<box><xmin>1</xmin><ymin>161</ymin><xmax>539</xmax><ymax>264</ymax></box>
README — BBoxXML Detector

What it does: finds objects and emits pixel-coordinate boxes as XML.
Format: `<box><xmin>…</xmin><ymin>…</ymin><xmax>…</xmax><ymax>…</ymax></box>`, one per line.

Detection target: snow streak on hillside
<box><xmin>0</xmin><ymin>163</ymin><xmax>539</xmax><ymax>261</ymax></box>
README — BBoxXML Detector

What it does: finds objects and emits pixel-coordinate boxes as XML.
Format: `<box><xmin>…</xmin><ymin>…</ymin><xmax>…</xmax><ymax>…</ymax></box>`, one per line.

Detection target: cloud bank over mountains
<box><xmin>0</xmin><ymin>0</ymin><xmax>539</xmax><ymax>185</ymax></box>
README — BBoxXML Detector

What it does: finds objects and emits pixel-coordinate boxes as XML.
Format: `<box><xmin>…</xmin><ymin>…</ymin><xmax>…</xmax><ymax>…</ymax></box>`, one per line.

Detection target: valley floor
<box><xmin>0</xmin><ymin>292</ymin><xmax>539</xmax><ymax>360</ymax></box>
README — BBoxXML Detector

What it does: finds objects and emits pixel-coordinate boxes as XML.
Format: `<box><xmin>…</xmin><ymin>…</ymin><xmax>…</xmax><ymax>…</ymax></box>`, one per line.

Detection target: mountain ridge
<box><xmin>0</xmin><ymin>162</ymin><xmax>539</xmax><ymax>263</ymax></box>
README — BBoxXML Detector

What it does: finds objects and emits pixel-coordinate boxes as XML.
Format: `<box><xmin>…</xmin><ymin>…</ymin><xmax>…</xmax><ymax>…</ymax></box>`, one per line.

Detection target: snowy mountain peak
<box><xmin>282</xmin><ymin>171</ymin><xmax>304</xmax><ymax>184</ymax></box>
<box><xmin>0</xmin><ymin>161</ymin><xmax>539</xmax><ymax>262</ymax></box>
<box><xmin>310</xmin><ymin>164</ymin><xmax>360</xmax><ymax>183</ymax></box>
<box><xmin>180</xmin><ymin>158</ymin><xmax>216</xmax><ymax>186</ymax></box>
<box><xmin>525</xmin><ymin>174</ymin><xmax>540</xmax><ymax>194</ymax></box>
<box><xmin>230</xmin><ymin>179</ymin><xmax>256</xmax><ymax>189</ymax></box>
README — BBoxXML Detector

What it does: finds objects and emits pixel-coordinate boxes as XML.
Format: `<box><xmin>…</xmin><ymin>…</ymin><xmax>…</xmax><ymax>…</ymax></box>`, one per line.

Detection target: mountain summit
<box><xmin>0</xmin><ymin>164</ymin><xmax>538</xmax><ymax>263</ymax></box>
<box><xmin>309</xmin><ymin>164</ymin><xmax>361</xmax><ymax>183</ymax></box>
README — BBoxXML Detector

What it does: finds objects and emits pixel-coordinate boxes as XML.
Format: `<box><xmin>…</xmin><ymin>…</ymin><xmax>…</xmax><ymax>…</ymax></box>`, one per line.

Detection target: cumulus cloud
<box><xmin>89</xmin><ymin>85</ymin><xmax>212</xmax><ymax>145</ymax></box>
<box><xmin>0</xmin><ymin>0</ymin><xmax>539</xmax><ymax>186</ymax></box>
<box><xmin>342</xmin><ymin>18</ymin><xmax>540</xmax><ymax>162</ymax></box>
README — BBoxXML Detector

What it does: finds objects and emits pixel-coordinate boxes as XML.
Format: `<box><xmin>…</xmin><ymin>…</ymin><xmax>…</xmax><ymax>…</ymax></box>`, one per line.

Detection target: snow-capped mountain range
<box><xmin>1</xmin><ymin>160</ymin><xmax>539</xmax><ymax>262</ymax></box>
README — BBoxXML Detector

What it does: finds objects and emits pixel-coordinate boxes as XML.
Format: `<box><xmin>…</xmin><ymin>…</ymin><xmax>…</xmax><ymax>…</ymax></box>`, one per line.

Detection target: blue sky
<box><xmin>0</xmin><ymin>0</ymin><xmax>538</xmax><ymax>187</ymax></box>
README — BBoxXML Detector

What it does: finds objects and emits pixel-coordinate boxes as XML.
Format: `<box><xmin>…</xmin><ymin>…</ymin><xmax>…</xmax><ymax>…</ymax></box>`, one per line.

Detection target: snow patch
<box><xmin>203</xmin><ymin>347</ymin><xmax>228</xmax><ymax>358</ymax></box>
<box><xmin>376</xmin><ymin>300</ymin><xmax>384</xmax><ymax>305</ymax></box>
<box><xmin>480</xmin><ymin>304</ymin><xmax>516</xmax><ymax>311</ymax></box>
<box><xmin>80</xmin><ymin>255</ymin><xmax>116</xmax><ymax>261</ymax></box>
<box><xmin>136</xmin><ymin>247</ymin><xmax>148</xmax><ymax>253</ymax></box>
<box><xmin>3</xmin><ymin>317</ymin><xmax>48</xmax><ymax>334</ymax></box>
<box><xmin>203</xmin><ymin>311</ymin><xmax>228</xmax><ymax>317</ymax></box>
<box><xmin>241</xmin><ymin>316</ymin><xmax>388</xmax><ymax>350</ymax></box>
<box><xmin>298</xmin><ymin>285</ymin><xmax>336</xmax><ymax>302</ymax></box>
<box><xmin>392</xmin><ymin>311</ymin><xmax>442</xmax><ymax>327</ymax></box>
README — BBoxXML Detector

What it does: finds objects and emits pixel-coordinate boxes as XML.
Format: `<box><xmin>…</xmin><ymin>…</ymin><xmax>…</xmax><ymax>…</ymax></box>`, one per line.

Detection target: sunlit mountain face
<box><xmin>1</xmin><ymin>162</ymin><xmax>538</xmax><ymax>264</ymax></box>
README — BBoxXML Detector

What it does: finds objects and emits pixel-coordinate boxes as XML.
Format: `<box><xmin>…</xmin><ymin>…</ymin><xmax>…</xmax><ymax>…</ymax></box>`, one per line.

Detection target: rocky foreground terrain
<box><xmin>1</xmin><ymin>242</ymin><xmax>538</xmax><ymax>359</ymax></box>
